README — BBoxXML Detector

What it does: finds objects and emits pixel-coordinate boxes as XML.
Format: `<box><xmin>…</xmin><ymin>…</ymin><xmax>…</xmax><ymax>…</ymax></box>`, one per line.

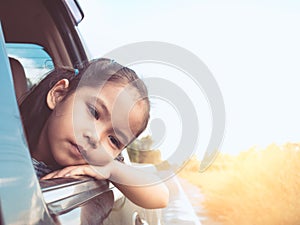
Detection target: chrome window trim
<box><xmin>41</xmin><ymin>177</ymin><xmax>113</xmax><ymax>216</ymax></box>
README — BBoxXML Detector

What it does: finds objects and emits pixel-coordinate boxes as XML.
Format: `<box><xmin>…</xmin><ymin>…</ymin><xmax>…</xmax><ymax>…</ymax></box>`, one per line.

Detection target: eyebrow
<box><xmin>91</xmin><ymin>96</ymin><xmax>129</xmax><ymax>145</ymax></box>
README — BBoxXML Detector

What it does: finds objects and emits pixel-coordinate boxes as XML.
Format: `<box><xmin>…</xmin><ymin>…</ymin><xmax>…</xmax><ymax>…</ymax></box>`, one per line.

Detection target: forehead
<box><xmin>76</xmin><ymin>82</ymin><xmax>141</xmax><ymax>109</ymax></box>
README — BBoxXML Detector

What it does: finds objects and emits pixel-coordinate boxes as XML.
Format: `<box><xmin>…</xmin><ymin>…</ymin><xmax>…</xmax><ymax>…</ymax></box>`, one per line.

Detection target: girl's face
<box><xmin>37</xmin><ymin>80</ymin><xmax>147</xmax><ymax>168</ymax></box>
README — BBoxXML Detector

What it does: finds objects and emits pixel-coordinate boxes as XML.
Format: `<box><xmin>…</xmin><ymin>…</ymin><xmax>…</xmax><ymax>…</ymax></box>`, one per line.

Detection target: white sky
<box><xmin>77</xmin><ymin>0</ymin><xmax>300</xmax><ymax>158</ymax></box>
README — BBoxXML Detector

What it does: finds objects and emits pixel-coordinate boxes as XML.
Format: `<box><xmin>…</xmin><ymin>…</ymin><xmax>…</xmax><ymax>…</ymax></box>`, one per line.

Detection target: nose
<box><xmin>83</xmin><ymin>130</ymin><xmax>99</xmax><ymax>149</ymax></box>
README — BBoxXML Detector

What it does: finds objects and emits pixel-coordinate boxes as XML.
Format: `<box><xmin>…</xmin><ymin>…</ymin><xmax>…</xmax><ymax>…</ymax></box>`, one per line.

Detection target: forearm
<box><xmin>108</xmin><ymin>160</ymin><xmax>169</xmax><ymax>209</ymax></box>
<box><xmin>41</xmin><ymin>161</ymin><xmax>169</xmax><ymax>209</ymax></box>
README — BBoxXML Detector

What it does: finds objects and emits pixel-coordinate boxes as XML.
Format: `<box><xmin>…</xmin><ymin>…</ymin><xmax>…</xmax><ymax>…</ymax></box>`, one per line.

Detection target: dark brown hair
<box><xmin>20</xmin><ymin>58</ymin><xmax>150</xmax><ymax>152</ymax></box>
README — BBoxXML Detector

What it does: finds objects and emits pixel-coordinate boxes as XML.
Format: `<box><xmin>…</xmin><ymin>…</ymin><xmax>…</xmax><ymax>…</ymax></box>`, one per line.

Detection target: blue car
<box><xmin>0</xmin><ymin>1</ymin><xmax>161</xmax><ymax>224</ymax></box>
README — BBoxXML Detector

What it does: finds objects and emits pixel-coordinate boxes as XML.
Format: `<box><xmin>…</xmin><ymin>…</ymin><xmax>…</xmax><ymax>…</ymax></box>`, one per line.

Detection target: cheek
<box><xmin>52</xmin><ymin>109</ymin><xmax>73</xmax><ymax>129</ymax></box>
<box><xmin>47</xmin><ymin>111</ymin><xmax>67</xmax><ymax>136</ymax></box>
<box><xmin>46</xmin><ymin>104</ymin><xmax>76</xmax><ymax>144</ymax></box>
<box><xmin>72</xmin><ymin>102</ymin><xmax>93</xmax><ymax>133</ymax></box>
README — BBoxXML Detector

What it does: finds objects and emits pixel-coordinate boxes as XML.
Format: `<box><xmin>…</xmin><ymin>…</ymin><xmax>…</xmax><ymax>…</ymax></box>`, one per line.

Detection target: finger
<box><xmin>41</xmin><ymin>171</ymin><xmax>60</xmax><ymax>180</ymax></box>
<box><xmin>55</xmin><ymin>166</ymin><xmax>79</xmax><ymax>177</ymax></box>
<box><xmin>66</xmin><ymin>166</ymin><xmax>93</xmax><ymax>177</ymax></box>
<box><xmin>67</xmin><ymin>165</ymin><xmax>108</xmax><ymax>180</ymax></box>
<box><xmin>41</xmin><ymin>166</ymin><xmax>78</xmax><ymax>180</ymax></box>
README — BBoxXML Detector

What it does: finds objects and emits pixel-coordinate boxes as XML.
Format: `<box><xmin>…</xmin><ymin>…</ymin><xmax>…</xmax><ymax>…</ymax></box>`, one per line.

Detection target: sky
<box><xmin>77</xmin><ymin>0</ymin><xmax>300</xmax><ymax>159</ymax></box>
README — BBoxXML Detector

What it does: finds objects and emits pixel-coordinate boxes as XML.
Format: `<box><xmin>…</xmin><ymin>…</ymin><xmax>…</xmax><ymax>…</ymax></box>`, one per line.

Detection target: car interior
<box><xmin>9</xmin><ymin>57</ymin><xmax>28</xmax><ymax>104</ymax></box>
<box><xmin>1</xmin><ymin>1</ymin><xmax>70</xmax><ymax>66</ymax></box>
<box><xmin>1</xmin><ymin>0</ymin><xmax>76</xmax><ymax>104</ymax></box>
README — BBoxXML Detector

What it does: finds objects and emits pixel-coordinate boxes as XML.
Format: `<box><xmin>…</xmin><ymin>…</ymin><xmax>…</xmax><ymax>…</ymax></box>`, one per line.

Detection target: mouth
<box><xmin>70</xmin><ymin>142</ymin><xmax>85</xmax><ymax>159</ymax></box>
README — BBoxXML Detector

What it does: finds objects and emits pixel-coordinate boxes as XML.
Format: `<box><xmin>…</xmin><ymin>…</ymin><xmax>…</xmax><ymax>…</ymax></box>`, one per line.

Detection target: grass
<box><xmin>178</xmin><ymin>143</ymin><xmax>300</xmax><ymax>225</ymax></box>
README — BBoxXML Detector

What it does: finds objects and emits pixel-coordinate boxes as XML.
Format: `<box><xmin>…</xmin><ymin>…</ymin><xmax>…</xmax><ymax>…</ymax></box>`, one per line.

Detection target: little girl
<box><xmin>20</xmin><ymin>58</ymin><xmax>169</xmax><ymax>210</ymax></box>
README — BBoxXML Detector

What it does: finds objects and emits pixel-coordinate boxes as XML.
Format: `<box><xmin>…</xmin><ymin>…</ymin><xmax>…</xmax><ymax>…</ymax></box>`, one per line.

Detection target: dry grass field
<box><xmin>178</xmin><ymin>143</ymin><xmax>300</xmax><ymax>225</ymax></box>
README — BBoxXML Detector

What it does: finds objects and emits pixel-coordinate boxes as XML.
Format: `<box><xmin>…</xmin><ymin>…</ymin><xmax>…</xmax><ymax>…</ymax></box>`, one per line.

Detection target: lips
<box><xmin>70</xmin><ymin>142</ymin><xmax>84</xmax><ymax>158</ymax></box>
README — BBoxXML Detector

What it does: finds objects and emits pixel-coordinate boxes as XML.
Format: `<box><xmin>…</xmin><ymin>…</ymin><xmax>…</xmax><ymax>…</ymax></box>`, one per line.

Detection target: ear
<box><xmin>47</xmin><ymin>79</ymin><xmax>70</xmax><ymax>110</ymax></box>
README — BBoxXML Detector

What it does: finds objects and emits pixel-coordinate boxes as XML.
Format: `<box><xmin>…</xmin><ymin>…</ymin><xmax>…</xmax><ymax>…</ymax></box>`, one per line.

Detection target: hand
<box><xmin>41</xmin><ymin>164</ymin><xmax>112</xmax><ymax>180</ymax></box>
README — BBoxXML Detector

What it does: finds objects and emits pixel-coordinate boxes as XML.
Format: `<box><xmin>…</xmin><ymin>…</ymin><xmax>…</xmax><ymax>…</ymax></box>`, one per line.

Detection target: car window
<box><xmin>5</xmin><ymin>43</ymin><xmax>54</xmax><ymax>88</ymax></box>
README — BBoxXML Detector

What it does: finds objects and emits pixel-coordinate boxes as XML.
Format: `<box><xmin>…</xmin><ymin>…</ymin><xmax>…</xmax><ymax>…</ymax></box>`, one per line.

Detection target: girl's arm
<box><xmin>41</xmin><ymin>161</ymin><xmax>169</xmax><ymax>209</ymax></box>
<box><xmin>107</xmin><ymin>160</ymin><xmax>169</xmax><ymax>209</ymax></box>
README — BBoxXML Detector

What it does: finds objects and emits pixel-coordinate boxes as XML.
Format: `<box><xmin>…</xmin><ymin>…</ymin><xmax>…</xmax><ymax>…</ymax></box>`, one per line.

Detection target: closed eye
<box><xmin>87</xmin><ymin>104</ymin><xmax>100</xmax><ymax>120</ymax></box>
<box><xmin>109</xmin><ymin>135</ymin><xmax>121</xmax><ymax>149</ymax></box>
